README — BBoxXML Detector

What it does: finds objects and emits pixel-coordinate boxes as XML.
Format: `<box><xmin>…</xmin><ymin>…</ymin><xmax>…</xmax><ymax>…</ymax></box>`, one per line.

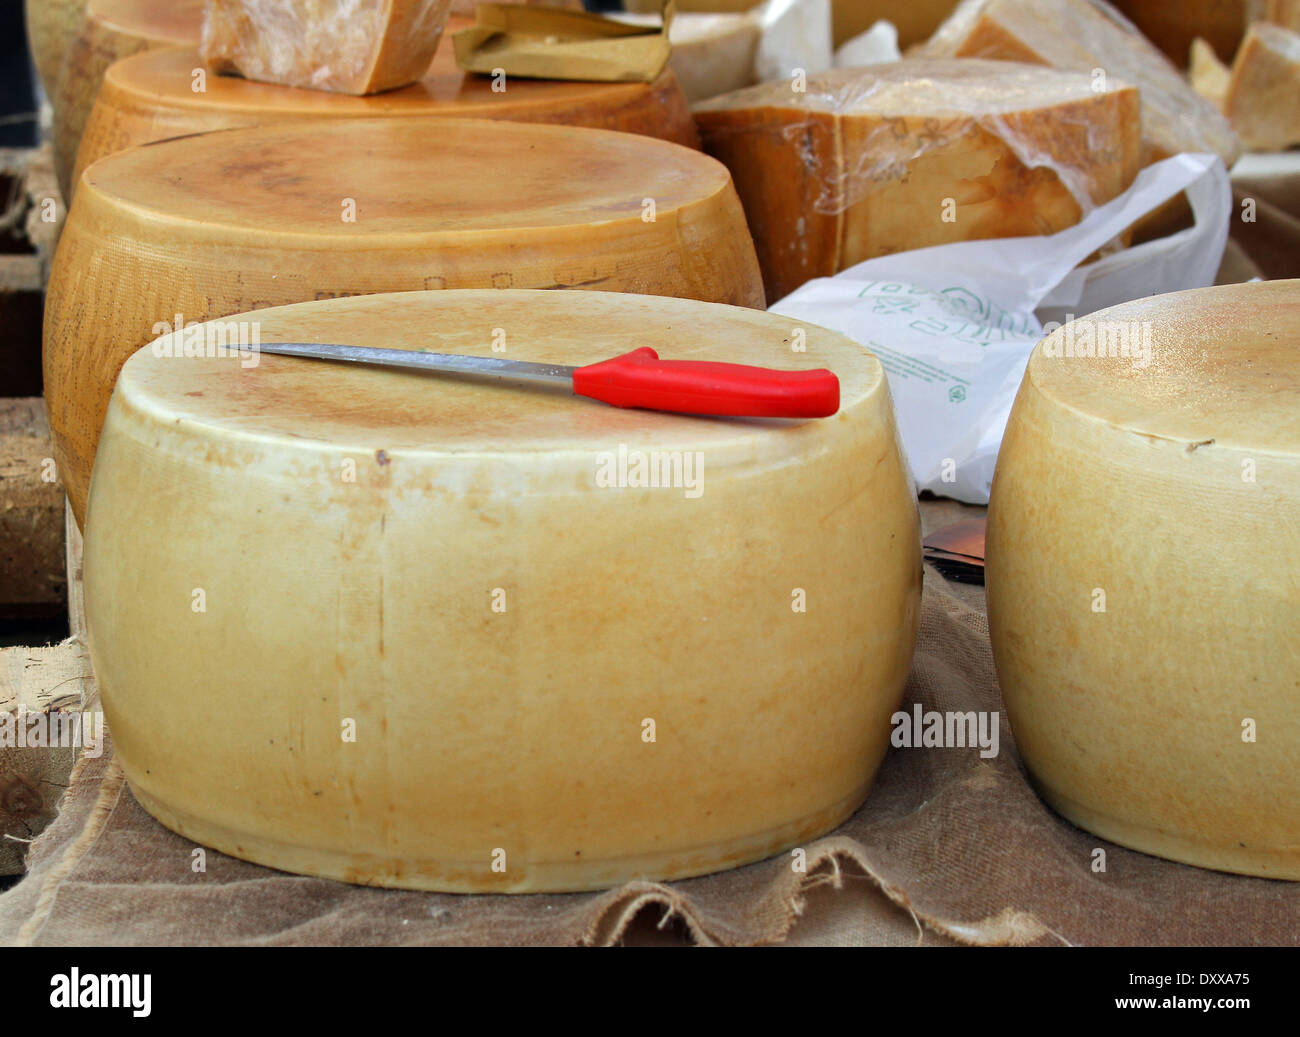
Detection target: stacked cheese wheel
<box><xmin>45</xmin><ymin>116</ymin><xmax>763</xmax><ymax>528</ymax></box>
<box><xmin>83</xmin><ymin>290</ymin><xmax>922</xmax><ymax>893</ymax></box>
<box><xmin>71</xmin><ymin>41</ymin><xmax>698</xmax><ymax>197</ymax></box>
<box><xmin>52</xmin><ymin>0</ymin><xmax>204</xmax><ymax>200</ymax></box>
<box><xmin>695</xmin><ymin>59</ymin><xmax>1141</xmax><ymax>303</ymax></box>
<box><xmin>24</xmin><ymin>0</ymin><xmax>86</xmax><ymax>99</ymax></box>
<box><xmin>987</xmin><ymin>281</ymin><xmax>1300</xmax><ymax>880</ymax></box>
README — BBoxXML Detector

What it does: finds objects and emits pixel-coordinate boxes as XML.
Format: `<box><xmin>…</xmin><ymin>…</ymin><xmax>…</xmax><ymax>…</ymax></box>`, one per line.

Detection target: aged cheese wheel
<box><xmin>71</xmin><ymin>44</ymin><xmax>699</xmax><ymax>194</ymax></box>
<box><xmin>24</xmin><ymin>0</ymin><xmax>86</xmax><ymax>100</ymax></box>
<box><xmin>201</xmin><ymin>0</ymin><xmax>453</xmax><ymax>95</ymax></box>
<box><xmin>1111</xmin><ymin>0</ymin><xmax>1246</xmax><ymax>66</ymax></box>
<box><xmin>614</xmin><ymin>12</ymin><xmax>761</xmax><ymax>102</ymax></box>
<box><xmin>987</xmin><ymin>280</ymin><xmax>1300</xmax><ymax>880</ymax></box>
<box><xmin>82</xmin><ymin>289</ymin><xmax>922</xmax><ymax>893</ymax></box>
<box><xmin>1223</xmin><ymin>22</ymin><xmax>1300</xmax><ymax>151</ymax></box>
<box><xmin>695</xmin><ymin>59</ymin><xmax>1141</xmax><ymax>303</ymax></box>
<box><xmin>921</xmin><ymin>0</ymin><xmax>1241</xmax><ymax>169</ymax></box>
<box><xmin>52</xmin><ymin>0</ymin><xmax>202</xmax><ymax>201</ymax></box>
<box><xmin>45</xmin><ymin>116</ymin><xmax>762</xmax><ymax>528</ymax></box>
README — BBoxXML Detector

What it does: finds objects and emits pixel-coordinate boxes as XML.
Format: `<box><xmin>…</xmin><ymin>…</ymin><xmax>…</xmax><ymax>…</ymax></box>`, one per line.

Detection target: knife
<box><xmin>252</xmin><ymin>342</ymin><xmax>840</xmax><ymax>418</ymax></box>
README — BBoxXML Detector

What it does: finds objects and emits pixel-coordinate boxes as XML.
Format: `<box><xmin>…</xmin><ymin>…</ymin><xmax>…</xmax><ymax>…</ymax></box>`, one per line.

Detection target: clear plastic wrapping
<box><xmin>201</xmin><ymin>0</ymin><xmax>453</xmax><ymax>95</ymax></box>
<box><xmin>919</xmin><ymin>0</ymin><xmax>1242</xmax><ymax>166</ymax></box>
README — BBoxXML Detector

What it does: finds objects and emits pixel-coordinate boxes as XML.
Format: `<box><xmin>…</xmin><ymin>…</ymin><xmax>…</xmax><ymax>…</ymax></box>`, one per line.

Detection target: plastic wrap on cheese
<box><xmin>694</xmin><ymin>59</ymin><xmax>1141</xmax><ymax>301</ymax></box>
<box><xmin>919</xmin><ymin>0</ymin><xmax>1241</xmax><ymax>167</ymax></box>
<box><xmin>201</xmin><ymin>0</ymin><xmax>453</xmax><ymax>95</ymax></box>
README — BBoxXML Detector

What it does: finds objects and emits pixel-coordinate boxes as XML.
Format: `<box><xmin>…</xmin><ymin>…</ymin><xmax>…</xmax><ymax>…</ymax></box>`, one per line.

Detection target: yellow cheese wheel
<box><xmin>987</xmin><ymin>280</ymin><xmax>1300</xmax><ymax>880</ymax></box>
<box><xmin>45</xmin><ymin>116</ymin><xmax>763</xmax><ymax>529</ymax></box>
<box><xmin>695</xmin><ymin>59</ymin><xmax>1141</xmax><ymax>303</ymax></box>
<box><xmin>921</xmin><ymin>0</ymin><xmax>1241</xmax><ymax>168</ymax></box>
<box><xmin>1223</xmin><ymin>22</ymin><xmax>1300</xmax><ymax>151</ymax></box>
<box><xmin>24</xmin><ymin>0</ymin><xmax>86</xmax><ymax>100</ymax></box>
<box><xmin>52</xmin><ymin>0</ymin><xmax>203</xmax><ymax>201</ymax></box>
<box><xmin>200</xmin><ymin>0</ymin><xmax>453</xmax><ymax>95</ymax></box>
<box><xmin>71</xmin><ymin>43</ymin><xmax>700</xmax><ymax>196</ymax></box>
<box><xmin>83</xmin><ymin>289</ymin><xmax>922</xmax><ymax>893</ymax></box>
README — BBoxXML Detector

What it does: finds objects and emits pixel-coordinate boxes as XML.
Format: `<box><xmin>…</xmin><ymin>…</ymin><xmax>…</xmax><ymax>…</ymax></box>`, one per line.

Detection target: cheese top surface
<box><xmin>83</xmin><ymin>116</ymin><xmax>724</xmax><ymax>237</ymax></box>
<box><xmin>105</xmin><ymin>44</ymin><xmax>673</xmax><ymax>115</ymax></box>
<box><xmin>694</xmin><ymin>58</ymin><xmax>1131</xmax><ymax>116</ymax></box>
<box><xmin>1029</xmin><ymin>281</ymin><xmax>1300</xmax><ymax>455</ymax></box>
<box><xmin>118</xmin><ymin>290</ymin><xmax>882</xmax><ymax>457</ymax></box>
<box><xmin>89</xmin><ymin>0</ymin><xmax>202</xmax><ymax>42</ymax></box>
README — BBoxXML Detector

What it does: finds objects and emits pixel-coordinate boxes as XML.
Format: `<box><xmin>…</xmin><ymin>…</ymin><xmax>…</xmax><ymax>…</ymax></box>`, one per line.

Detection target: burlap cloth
<box><xmin>2</xmin><ymin>501</ymin><xmax>1296</xmax><ymax>946</ymax></box>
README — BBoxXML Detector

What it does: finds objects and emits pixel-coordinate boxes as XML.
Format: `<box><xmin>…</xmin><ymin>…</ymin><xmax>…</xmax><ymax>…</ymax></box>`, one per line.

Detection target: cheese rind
<box><xmin>200</xmin><ymin>0</ymin><xmax>453</xmax><ymax>95</ymax></box>
<box><xmin>52</xmin><ymin>0</ymin><xmax>203</xmax><ymax>202</ymax></box>
<box><xmin>46</xmin><ymin>116</ymin><xmax>763</xmax><ymax>527</ymax></box>
<box><xmin>987</xmin><ymin>280</ymin><xmax>1300</xmax><ymax>880</ymax></box>
<box><xmin>83</xmin><ymin>289</ymin><xmax>922</xmax><ymax>893</ymax></box>
<box><xmin>921</xmin><ymin>0</ymin><xmax>1241</xmax><ymax>168</ymax></box>
<box><xmin>1223</xmin><ymin>22</ymin><xmax>1300</xmax><ymax>151</ymax></box>
<box><xmin>695</xmin><ymin>59</ymin><xmax>1141</xmax><ymax>302</ymax></box>
<box><xmin>71</xmin><ymin>44</ymin><xmax>700</xmax><ymax>195</ymax></box>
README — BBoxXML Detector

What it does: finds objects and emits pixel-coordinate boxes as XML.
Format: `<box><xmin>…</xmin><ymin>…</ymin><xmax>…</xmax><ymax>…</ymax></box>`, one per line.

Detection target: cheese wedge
<box><xmin>52</xmin><ymin>0</ymin><xmax>203</xmax><ymax>202</ymax></box>
<box><xmin>83</xmin><ymin>289</ymin><xmax>922</xmax><ymax>893</ymax></box>
<box><xmin>24</xmin><ymin>0</ymin><xmax>86</xmax><ymax>100</ymax></box>
<box><xmin>71</xmin><ymin>44</ymin><xmax>699</xmax><ymax>197</ymax></box>
<box><xmin>45</xmin><ymin>116</ymin><xmax>763</xmax><ymax>528</ymax></box>
<box><xmin>1223</xmin><ymin>22</ymin><xmax>1300</xmax><ymax>151</ymax></box>
<box><xmin>987</xmin><ymin>280</ymin><xmax>1300</xmax><ymax>880</ymax></box>
<box><xmin>1111</xmin><ymin>0</ymin><xmax>1247</xmax><ymax>67</ymax></box>
<box><xmin>920</xmin><ymin>0</ymin><xmax>1241</xmax><ymax>168</ymax></box>
<box><xmin>201</xmin><ymin>0</ymin><xmax>453</xmax><ymax>95</ymax></box>
<box><xmin>1190</xmin><ymin>36</ymin><xmax>1233</xmax><ymax>110</ymax></box>
<box><xmin>694</xmin><ymin>59</ymin><xmax>1141</xmax><ymax>303</ymax></box>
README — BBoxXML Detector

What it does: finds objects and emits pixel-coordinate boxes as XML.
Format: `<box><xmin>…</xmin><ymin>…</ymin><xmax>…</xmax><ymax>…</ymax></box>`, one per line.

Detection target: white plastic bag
<box><xmin>769</xmin><ymin>153</ymin><xmax>1231</xmax><ymax>503</ymax></box>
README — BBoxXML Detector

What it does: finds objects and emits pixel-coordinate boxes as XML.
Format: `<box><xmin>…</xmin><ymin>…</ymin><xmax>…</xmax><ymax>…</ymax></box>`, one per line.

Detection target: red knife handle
<box><xmin>572</xmin><ymin>348</ymin><xmax>840</xmax><ymax>418</ymax></box>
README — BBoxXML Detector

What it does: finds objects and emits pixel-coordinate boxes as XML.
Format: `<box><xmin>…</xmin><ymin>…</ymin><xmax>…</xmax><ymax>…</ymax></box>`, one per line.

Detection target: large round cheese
<box><xmin>24</xmin><ymin>0</ymin><xmax>86</xmax><ymax>101</ymax></box>
<box><xmin>83</xmin><ymin>289</ymin><xmax>923</xmax><ymax>893</ymax></box>
<box><xmin>52</xmin><ymin>0</ymin><xmax>203</xmax><ymax>201</ymax></box>
<box><xmin>987</xmin><ymin>281</ymin><xmax>1300</xmax><ymax>880</ymax></box>
<box><xmin>45</xmin><ymin>116</ymin><xmax>763</xmax><ymax>529</ymax></box>
<box><xmin>71</xmin><ymin>43</ymin><xmax>699</xmax><ymax>196</ymax></box>
<box><xmin>695</xmin><ymin>59</ymin><xmax>1141</xmax><ymax>303</ymax></box>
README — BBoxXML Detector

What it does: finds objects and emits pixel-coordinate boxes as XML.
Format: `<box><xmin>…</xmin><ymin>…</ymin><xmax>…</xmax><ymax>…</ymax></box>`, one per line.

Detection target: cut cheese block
<box><xmin>1111</xmin><ymin>0</ymin><xmax>1247</xmax><ymax>66</ymax></box>
<box><xmin>83</xmin><ymin>289</ymin><xmax>922</xmax><ymax>893</ymax></box>
<box><xmin>920</xmin><ymin>0</ymin><xmax>1241</xmax><ymax>168</ymax></box>
<box><xmin>52</xmin><ymin>0</ymin><xmax>203</xmax><ymax>202</ymax></box>
<box><xmin>695</xmin><ymin>59</ymin><xmax>1141</xmax><ymax>303</ymax></box>
<box><xmin>987</xmin><ymin>280</ymin><xmax>1300</xmax><ymax>880</ymax></box>
<box><xmin>24</xmin><ymin>0</ymin><xmax>87</xmax><ymax>100</ymax></box>
<box><xmin>614</xmin><ymin>12</ymin><xmax>761</xmax><ymax>102</ymax></box>
<box><xmin>1190</xmin><ymin>36</ymin><xmax>1233</xmax><ymax>110</ymax></box>
<box><xmin>70</xmin><ymin>44</ymin><xmax>699</xmax><ymax>196</ymax></box>
<box><xmin>1223</xmin><ymin>22</ymin><xmax>1300</xmax><ymax>151</ymax></box>
<box><xmin>1250</xmin><ymin>0</ymin><xmax>1300</xmax><ymax>30</ymax></box>
<box><xmin>45</xmin><ymin>116</ymin><xmax>763</xmax><ymax>528</ymax></box>
<box><xmin>201</xmin><ymin>0</ymin><xmax>453</xmax><ymax>95</ymax></box>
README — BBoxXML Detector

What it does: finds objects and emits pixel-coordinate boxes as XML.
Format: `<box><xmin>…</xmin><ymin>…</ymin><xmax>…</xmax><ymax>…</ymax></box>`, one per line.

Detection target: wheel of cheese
<box><xmin>82</xmin><ymin>289</ymin><xmax>922</xmax><ymax>893</ymax></box>
<box><xmin>52</xmin><ymin>0</ymin><xmax>203</xmax><ymax>201</ymax></box>
<box><xmin>24</xmin><ymin>0</ymin><xmax>86</xmax><ymax>100</ymax></box>
<box><xmin>987</xmin><ymin>281</ymin><xmax>1300</xmax><ymax>880</ymax></box>
<box><xmin>695</xmin><ymin>59</ymin><xmax>1141</xmax><ymax>303</ymax></box>
<box><xmin>70</xmin><ymin>43</ymin><xmax>699</xmax><ymax>197</ymax></box>
<box><xmin>45</xmin><ymin>116</ymin><xmax>763</xmax><ymax>529</ymax></box>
